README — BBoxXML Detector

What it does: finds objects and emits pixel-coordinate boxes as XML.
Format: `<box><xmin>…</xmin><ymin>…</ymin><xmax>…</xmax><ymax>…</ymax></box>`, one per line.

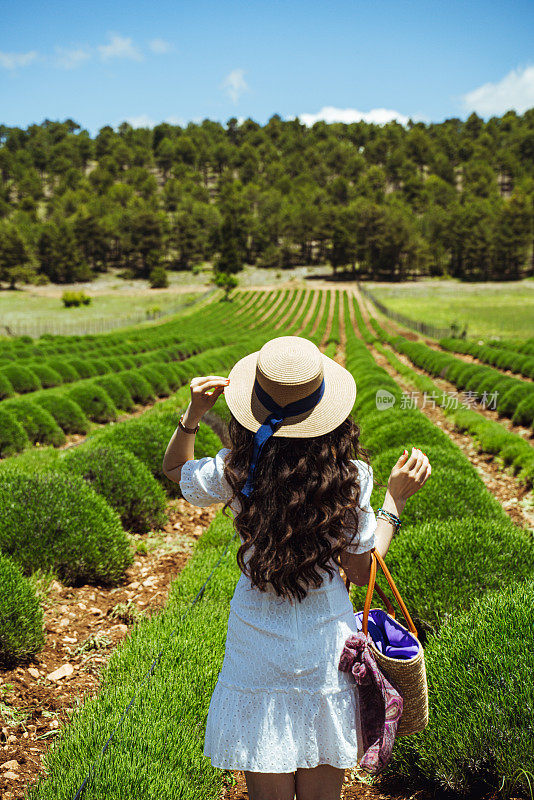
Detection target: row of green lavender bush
<box><xmin>439</xmin><ymin>335</ymin><xmax>534</xmax><ymax>379</ymax></box>
<box><xmin>0</xmin><ymin>290</ymin><xmax>276</xmax><ymax>457</ymax></box>
<box><xmin>368</xmin><ymin>316</ymin><xmax>534</xmax><ymax>429</ymax></box>
<box><xmin>363</xmin><ymin>307</ymin><xmax>534</xmax><ymax>486</ymax></box>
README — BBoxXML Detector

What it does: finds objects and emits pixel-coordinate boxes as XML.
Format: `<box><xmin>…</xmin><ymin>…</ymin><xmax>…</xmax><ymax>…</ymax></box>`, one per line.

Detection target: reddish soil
<box><xmin>0</xmin><ymin>499</ymin><xmax>222</xmax><ymax>799</ymax></box>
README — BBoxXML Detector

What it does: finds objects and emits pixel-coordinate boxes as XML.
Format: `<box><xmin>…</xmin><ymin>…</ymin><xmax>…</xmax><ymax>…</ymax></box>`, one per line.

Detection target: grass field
<box><xmin>366</xmin><ymin>278</ymin><xmax>534</xmax><ymax>339</ymax></box>
<box><xmin>0</xmin><ymin>288</ymin><xmax>203</xmax><ymax>333</ymax></box>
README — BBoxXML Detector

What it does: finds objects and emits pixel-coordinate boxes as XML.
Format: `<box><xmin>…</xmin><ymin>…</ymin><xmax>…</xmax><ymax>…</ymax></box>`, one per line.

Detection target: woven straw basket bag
<box><xmin>345</xmin><ymin>547</ymin><xmax>429</xmax><ymax>736</ymax></box>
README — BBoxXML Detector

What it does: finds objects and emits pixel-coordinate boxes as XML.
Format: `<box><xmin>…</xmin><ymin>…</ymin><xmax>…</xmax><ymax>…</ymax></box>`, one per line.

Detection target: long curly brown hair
<box><xmin>220</xmin><ymin>412</ymin><xmax>373</xmax><ymax>602</ymax></box>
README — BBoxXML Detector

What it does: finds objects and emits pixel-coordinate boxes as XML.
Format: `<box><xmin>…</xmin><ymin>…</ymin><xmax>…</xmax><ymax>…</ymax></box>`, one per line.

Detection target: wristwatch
<box><xmin>178</xmin><ymin>413</ymin><xmax>200</xmax><ymax>434</ymax></box>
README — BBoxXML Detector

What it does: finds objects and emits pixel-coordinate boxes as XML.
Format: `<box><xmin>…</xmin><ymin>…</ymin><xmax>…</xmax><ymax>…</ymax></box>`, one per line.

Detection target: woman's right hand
<box><xmin>387</xmin><ymin>448</ymin><xmax>431</xmax><ymax>502</ymax></box>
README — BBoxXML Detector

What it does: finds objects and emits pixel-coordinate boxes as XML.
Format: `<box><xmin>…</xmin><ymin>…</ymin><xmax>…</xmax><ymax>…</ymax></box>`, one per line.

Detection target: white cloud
<box><xmin>294</xmin><ymin>106</ymin><xmax>428</xmax><ymax>127</ymax></box>
<box><xmin>54</xmin><ymin>45</ymin><xmax>92</xmax><ymax>70</ymax></box>
<box><xmin>0</xmin><ymin>50</ymin><xmax>38</xmax><ymax>70</ymax></box>
<box><xmin>125</xmin><ymin>114</ymin><xmax>157</xmax><ymax>128</ymax></box>
<box><xmin>98</xmin><ymin>33</ymin><xmax>144</xmax><ymax>62</ymax></box>
<box><xmin>124</xmin><ymin>114</ymin><xmax>187</xmax><ymax>129</ymax></box>
<box><xmin>221</xmin><ymin>68</ymin><xmax>249</xmax><ymax>104</ymax></box>
<box><xmin>460</xmin><ymin>63</ymin><xmax>534</xmax><ymax>116</ymax></box>
<box><xmin>165</xmin><ymin>115</ymin><xmax>187</xmax><ymax>126</ymax></box>
<box><xmin>148</xmin><ymin>38</ymin><xmax>173</xmax><ymax>54</ymax></box>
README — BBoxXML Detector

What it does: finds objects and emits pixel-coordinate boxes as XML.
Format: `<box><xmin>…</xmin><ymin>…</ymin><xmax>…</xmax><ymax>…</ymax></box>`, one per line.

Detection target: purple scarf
<box><xmin>338</xmin><ymin>631</ymin><xmax>403</xmax><ymax>774</ymax></box>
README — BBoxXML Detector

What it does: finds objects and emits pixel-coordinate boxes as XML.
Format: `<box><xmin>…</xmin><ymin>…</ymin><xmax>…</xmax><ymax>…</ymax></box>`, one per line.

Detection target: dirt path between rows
<box><xmin>351</xmin><ymin>288</ymin><xmax>534</xmax><ymax>533</ymax></box>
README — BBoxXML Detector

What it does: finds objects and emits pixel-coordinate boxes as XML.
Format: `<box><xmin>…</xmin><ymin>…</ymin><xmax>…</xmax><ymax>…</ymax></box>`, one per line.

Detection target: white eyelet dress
<box><xmin>179</xmin><ymin>447</ymin><xmax>377</xmax><ymax>773</ymax></box>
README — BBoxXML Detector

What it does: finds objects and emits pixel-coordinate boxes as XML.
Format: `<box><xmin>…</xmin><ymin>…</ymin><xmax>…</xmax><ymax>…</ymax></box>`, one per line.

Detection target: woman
<box><xmin>162</xmin><ymin>335</ymin><xmax>431</xmax><ymax>800</ymax></box>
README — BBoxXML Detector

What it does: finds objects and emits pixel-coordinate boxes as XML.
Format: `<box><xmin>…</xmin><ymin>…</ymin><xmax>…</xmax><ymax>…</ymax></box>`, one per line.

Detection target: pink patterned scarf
<box><xmin>338</xmin><ymin>631</ymin><xmax>404</xmax><ymax>774</ymax></box>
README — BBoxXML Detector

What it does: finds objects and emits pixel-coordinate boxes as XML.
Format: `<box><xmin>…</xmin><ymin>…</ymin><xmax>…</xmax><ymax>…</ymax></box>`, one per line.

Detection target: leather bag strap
<box><xmin>345</xmin><ymin>573</ymin><xmax>396</xmax><ymax>617</ymax></box>
<box><xmin>347</xmin><ymin>547</ymin><xmax>419</xmax><ymax>639</ymax></box>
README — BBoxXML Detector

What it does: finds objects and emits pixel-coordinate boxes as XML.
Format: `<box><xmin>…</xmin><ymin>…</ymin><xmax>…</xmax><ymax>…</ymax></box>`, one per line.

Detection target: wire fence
<box><xmin>358</xmin><ymin>282</ymin><xmax>468</xmax><ymax>340</ymax></box>
<box><xmin>0</xmin><ymin>288</ymin><xmax>216</xmax><ymax>339</ymax></box>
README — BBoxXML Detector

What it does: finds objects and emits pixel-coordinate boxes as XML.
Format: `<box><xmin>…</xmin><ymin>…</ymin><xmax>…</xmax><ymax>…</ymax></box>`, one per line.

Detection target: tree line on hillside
<box><xmin>0</xmin><ymin>110</ymin><xmax>533</xmax><ymax>288</ymax></box>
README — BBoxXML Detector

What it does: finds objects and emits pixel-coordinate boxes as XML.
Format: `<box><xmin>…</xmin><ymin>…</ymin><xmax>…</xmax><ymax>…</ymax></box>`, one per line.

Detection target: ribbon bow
<box><xmin>338</xmin><ymin>631</ymin><xmax>403</xmax><ymax>775</ymax></box>
<box><xmin>241</xmin><ymin>376</ymin><xmax>325</xmax><ymax>498</ymax></box>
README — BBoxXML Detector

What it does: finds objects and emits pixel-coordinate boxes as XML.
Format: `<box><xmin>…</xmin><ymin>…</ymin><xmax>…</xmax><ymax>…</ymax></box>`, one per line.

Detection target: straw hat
<box><xmin>223</xmin><ymin>335</ymin><xmax>357</xmax><ymax>439</ymax></box>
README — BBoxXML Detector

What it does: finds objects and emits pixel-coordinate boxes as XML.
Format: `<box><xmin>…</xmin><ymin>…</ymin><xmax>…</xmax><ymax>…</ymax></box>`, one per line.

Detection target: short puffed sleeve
<box><xmin>179</xmin><ymin>447</ymin><xmax>233</xmax><ymax>508</ymax></box>
<box><xmin>343</xmin><ymin>459</ymin><xmax>377</xmax><ymax>554</ymax></box>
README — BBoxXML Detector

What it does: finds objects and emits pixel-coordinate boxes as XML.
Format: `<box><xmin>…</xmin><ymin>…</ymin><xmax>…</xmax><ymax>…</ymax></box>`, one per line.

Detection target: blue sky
<box><xmin>2</xmin><ymin>0</ymin><xmax>533</xmax><ymax>136</ymax></box>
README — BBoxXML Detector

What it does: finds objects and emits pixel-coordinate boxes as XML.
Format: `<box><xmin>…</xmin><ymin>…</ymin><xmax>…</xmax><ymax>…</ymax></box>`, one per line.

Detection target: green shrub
<box><xmin>92</xmin><ymin>412</ymin><xmax>222</xmax><ymax>495</ymax></box>
<box><xmin>46</xmin><ymin>357</ymin><xmax>79</xmax><ymax>382</ymax></box>
<box><xmin>475</xmin><ymin>372</ymin><xmax>513</xmax><ymax>400</ymax></box>
<box><xmin>26</xmin><ymin>362</ymin><xmax>63</xmax><ymax>388</ymax></box>
<box><xmin>350</xmin><ymin>516</ymin><xmax>534</xmax><ymax>632</ymax></box>
<box><xmin>497</xmin><ymin>383</ymin><xmax>533</xmax><ymax>417</ymax></box>
<box><xmin>371</xmin><ymin>444</ymin><xmax>507</xmax><ymax>527</ymax></box>
<box><xmin>151</xmin><ymin>361</ymin><xmax>182</xmax><ymax>391</ymax></box>
<box><xmin>65</xmin><ymin>357</ymin><xmax>98</xmax><ymax>379</ymax></box>
<box><xmin>65</xmin><ymin>382</ymin><xmax>118</xmax><ymax>423</ymax></box>
<box><xmin>149</xmin><ymin>266</ymin><xmax>169</xmax><ymax>288</ymax></box>
<box><xmin>25</xmin><ymin>513</ymin><xmax>238</xmax><ymax>800</ymax></box>
<box><xmin>94</xmin><ymin>375</ymin><xmax>135</xmax><ymax>413</ymax></box>
<box><xmin>59</xmin><ymin>444</ymin><xmax>167</xmax><ymax>534</ymax></box>
<box><xmin>0</xmin><ymin>371</ymin><xmax>15</xmax><ymax>400</ymax></box>
<box><xmin>0</xmin><ymin>407</ymin><xmax>29</xmax><ymax>456</ymax></box>
<box><xmin>117</xmin><ymin>355</ymin><xmax>138</xmax><ymax>370</ymax></box>
<box><xmin>85</xmin><ymin>357</ymin><xmax>112</xmax><ymax>376</ymax></box>
<box><xmin>463</xmin><ymin>367</ymin><xmax>494</xmax><ymax>393</ymax></box>
<box><xmin>0</xmin><ymin>554</ymin><xmax>45</xmax><ymax>666</ymax></box>
<box><xmin>387</xmin><ymin>580</ymin><xmax>534</xmax><ymax>797</ymax></box>
<box><xmin>0</xmin><ymin>363</ymin><xmax>42</xmax><ymax>393</ymax></box>
<box><xmin>116</xmin><ymin>370</ymin><xmax>156</xmax><ymax>404</ymax></box>
<box><xmin>100</xmin><ymin>355</ymin><xmax>123</xmax><ymax>372</ymax></box>
<box><xmin>32</xmin><ymin>392</ymin><xmax>90</xmax><ymax>435</ymax></box>
<box><xmin>511</xmin><ymin>392</ymin><xmax>534</xmax><ymax>427</ymax></box>
<box><xmin>362</xmin><ymin>409</ymin><xmax>449</xmax><ymax>454</ymax></box>
<box><xmin>62</xmin><ymin>290</ymin><xmax>91</xmax><ymax>307</ymax></box>
<box><xmin>0</xmin><ymin>469</ymin><xmax>133</xmax><ymax>585</ymax></box>
<box><xmin>2</xmin><ymin>398</ymin><xmax>66</xmax><ymax>446</ymax></box>
<box><xmin>138</xmin><ymin>364</ymin><xmax>172</xmax><ymax>397</ymax></box>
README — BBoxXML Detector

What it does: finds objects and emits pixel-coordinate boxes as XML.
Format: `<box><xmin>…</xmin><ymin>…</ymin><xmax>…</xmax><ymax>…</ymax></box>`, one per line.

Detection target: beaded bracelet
<box><xmin>377</xmin><ymin>507</ymin><xmax>402</xmax><ymax>533</ymax></box>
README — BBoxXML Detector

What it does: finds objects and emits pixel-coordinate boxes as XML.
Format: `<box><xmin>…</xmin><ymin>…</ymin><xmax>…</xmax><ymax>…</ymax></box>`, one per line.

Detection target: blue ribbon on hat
<box><xmin>241</xmin><ymin>376</ymin><xmax>326</xmax><ymax>498</ymax></box>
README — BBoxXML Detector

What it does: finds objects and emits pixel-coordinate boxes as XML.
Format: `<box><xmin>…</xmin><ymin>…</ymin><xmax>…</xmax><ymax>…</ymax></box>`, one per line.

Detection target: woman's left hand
<box><xmin>189</xmin><ymin>375</ymin><xmax>230</xmax><ymax>418</ymax></box>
